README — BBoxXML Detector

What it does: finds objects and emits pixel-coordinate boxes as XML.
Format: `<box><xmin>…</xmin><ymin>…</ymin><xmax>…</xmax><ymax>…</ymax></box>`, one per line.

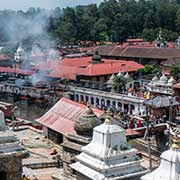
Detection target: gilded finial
<box><xmin>104</xmin><ymin>111</ymin><xmax>112</xmax><ymax>125</ymax></box>
<box><xmin>171</xmin><ymin>133</ymin><xmax>180</xmax><ymax>150</ymax></box>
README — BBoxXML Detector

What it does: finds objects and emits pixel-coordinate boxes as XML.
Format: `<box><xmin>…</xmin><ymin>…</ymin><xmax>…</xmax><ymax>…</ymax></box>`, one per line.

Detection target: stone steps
<box><xmin>23</xmin><ymin>161</ymin><xmax>60</xmax><ymax>169</ymax></box>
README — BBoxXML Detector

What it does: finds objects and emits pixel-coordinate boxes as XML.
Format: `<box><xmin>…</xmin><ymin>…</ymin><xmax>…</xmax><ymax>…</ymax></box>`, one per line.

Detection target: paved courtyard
<box><xmin>15</xmin><ymin>128</ymin><xmax>63</xmax><ymax>180</ymax></box>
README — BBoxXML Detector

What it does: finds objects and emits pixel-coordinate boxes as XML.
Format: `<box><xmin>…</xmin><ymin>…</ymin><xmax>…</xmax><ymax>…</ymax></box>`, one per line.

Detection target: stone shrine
<box><xmin>0</xmin><ymin>110</ymin><xmax>26</xmax><ymax>180</ymax></box>
<box><xmin>141</xmin><ymin>136</ymin><xmax>180</xmax><ymax>180</ymax></box>
<box><xmin>71</xmin><ymin>115</ymin><xmax>148</xmax><ymax>180</ymax></box>
<box><xmin>61</xmin><ymin>106</ymin><xmax>101</xmax><ymax>176</ymax></box>
<box><xmin>141</xmin><ymin>129</ymin><xmax>180</xmax><ymax>180</ymax></box>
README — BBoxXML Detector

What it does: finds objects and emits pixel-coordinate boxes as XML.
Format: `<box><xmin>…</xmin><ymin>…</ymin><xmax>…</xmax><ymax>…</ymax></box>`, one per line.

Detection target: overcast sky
<box><xmin>0</xmin><ymin>0</ymin><xmax>102</xmax><ymax>10</ymax></box>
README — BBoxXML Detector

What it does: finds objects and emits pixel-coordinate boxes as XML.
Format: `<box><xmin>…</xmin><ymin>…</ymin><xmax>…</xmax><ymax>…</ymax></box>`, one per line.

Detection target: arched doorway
<box><xmin>0</xmin><ymin>171</ymin><xmax>7</xmax><ymax>180</ymax></box>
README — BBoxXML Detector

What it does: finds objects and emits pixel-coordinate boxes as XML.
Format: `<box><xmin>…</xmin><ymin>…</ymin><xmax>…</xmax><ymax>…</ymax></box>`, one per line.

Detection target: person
<box><xmin>129</xmin><ymin>120</ymin><xmax>134</xmax><ymax>129</ymax></box>
<box><xmin>137</xmin><ymin>119</ymin><xmax>143</xmax><ymax>127</ymax></box>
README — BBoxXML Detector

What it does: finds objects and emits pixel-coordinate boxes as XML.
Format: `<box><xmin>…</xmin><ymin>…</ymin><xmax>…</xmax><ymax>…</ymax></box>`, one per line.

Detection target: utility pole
<box><xmin>145</xmin><ymin>105</ymin><xmax>152</xmax><ymax>170</ymax></box>
<box><xmin>12</xmin><ymin>106</ymin><xmax>18</xmax><ymax>130</ymax></box>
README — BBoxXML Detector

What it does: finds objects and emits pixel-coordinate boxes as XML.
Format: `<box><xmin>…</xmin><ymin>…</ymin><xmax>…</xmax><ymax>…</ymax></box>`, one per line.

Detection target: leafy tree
<box><xmin>139</xmin><ymin>65</ymin><xmax>161</xmax><ymax>76</ymax></box>
<box><xmin>55</xmin><ymin>22</ymin><xmax>77</xmax><ymax>44</ymax></box>
<box><xmin>170</xmin><ymin>64</ymin><xmax>180</xmax><ymax>80</ymax></box>
<box><xmin>112</xmin><ymin>75</ymin><xmax>131</xmax><ymax>93</ymax></box>
<box><xmin>142</xmin><ymin>29</ymin><xmax>157</xmax><ymax>42</ymax></box>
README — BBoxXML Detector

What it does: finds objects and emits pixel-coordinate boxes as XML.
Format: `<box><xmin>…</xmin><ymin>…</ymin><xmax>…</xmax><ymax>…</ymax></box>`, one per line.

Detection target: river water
<box><xmin>0</xmin><ymin>96</ymin><xmax>48</xmax><ymax>121</ymax></box>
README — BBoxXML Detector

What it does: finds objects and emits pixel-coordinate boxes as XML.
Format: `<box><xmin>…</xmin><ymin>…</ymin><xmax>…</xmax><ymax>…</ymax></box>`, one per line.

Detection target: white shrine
<box><xmin>0</xmin><ymin>109</ymin><xmax>26</xmax><ymax>180</ymax></box>
<box><xmin>71</xmin><ymin>116</ymin><xmax>148</xmax><ymax>180</ymax></box>
<box><xmin>147</xmin><ymin>74</ymin><xmax>176</xmax><ymax>95</ymax></box>
<box><xmin>141</xmin><ymin>133</ymin><xmax>180</xmax><ymax>180</ymax></box>
<box><xmin>14</xmin><ymin>43</ymin><xmax>25</xmax><ymax>63</ymax></box>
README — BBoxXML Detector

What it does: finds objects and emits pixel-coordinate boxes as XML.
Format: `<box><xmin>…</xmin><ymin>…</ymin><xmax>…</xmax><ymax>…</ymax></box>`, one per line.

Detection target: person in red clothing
<box><xmin>129</xmin><ymin>120</ymin><xmax>134</xmax><ymax>129</ymax></box>
<box><xmin>137</xmin><ymin>119</ymin><xmax>143</xmax><ymax>127</ymax></box>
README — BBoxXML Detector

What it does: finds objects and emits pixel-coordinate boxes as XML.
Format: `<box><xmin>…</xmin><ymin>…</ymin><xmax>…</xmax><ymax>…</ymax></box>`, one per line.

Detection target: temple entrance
<box><xmin>0</xmin><ymin>171</ymin><xmax>7</xmax><ymax>180</ymax></box>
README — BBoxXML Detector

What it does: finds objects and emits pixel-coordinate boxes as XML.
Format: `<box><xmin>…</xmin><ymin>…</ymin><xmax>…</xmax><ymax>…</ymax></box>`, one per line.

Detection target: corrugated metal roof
<box><xmin>144</xmin><ymin>96</ymin><xmax>180</xmax><ymax>108</ymax></box>
<box><xmin>36</xmin><ymin>98</ymin><xmax>104</xmax><ymax>135</ymax></box>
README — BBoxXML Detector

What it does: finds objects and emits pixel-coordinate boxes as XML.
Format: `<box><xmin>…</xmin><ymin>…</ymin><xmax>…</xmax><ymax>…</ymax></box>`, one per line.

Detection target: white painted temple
<box><xmin>141</xmin><ymin>132</ymin><xmax>180</xmax><ymax>180</ymax></box>
<box><xmin>71</xmin><ymin>116</ymin><xmax>148</xmax><ymax>180</ymax></box>
<box><xmin>14</xmin><ymin>43</ymin><xmax>25</xmax><ymax>63</ymax></box>
<box><xmin>0</xmin><ymin>110</ymin><xmax>26</xmax><ymax>180</ymax></box>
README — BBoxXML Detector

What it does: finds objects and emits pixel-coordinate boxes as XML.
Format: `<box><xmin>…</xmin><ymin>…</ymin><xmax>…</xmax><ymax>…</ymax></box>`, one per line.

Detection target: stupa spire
<box><xmin>171</xmin><ymin>133</ymin><xmax>180</xmax><ymax>150</ymax></box>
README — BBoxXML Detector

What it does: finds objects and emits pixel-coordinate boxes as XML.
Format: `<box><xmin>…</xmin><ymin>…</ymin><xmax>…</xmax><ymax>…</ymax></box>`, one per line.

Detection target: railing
<box><xmin>0</xmin><ymin>83</ymin><xmax>49</xmax><ymax>99</ymax></box>
<box><xmin>70</xmin><ymin>85</ymin><xmax>145</xmax><ymax>103</ymax></box>
<box><xmin>147</xmin><ymin>85</ymin><xmax>174</xmax><ymax>95</ymax></box>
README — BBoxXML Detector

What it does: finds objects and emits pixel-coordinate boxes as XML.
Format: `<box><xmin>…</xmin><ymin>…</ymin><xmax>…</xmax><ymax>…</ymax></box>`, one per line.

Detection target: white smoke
<box><xmin>2</xmin><ymin>9</ymin><xmax>49</xmax><ymax>42</ymax></box>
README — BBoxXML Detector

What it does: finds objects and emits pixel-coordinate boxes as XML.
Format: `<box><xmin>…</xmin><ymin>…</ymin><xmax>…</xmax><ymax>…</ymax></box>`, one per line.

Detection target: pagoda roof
<box><xmin>36</xmin><ymin>57</ymin><xmax>143</xmax><ymax>80</ymax></box>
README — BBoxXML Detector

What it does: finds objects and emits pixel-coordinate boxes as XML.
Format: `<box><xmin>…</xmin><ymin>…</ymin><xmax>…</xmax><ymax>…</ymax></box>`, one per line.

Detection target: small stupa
<box><xmin>14</xmin><ymin>43</ymin><xmax>25</xmax><ymax>63</ymax></box>
<box><xmin>0</xmin><ymin>110</ymin><xmax>26</xmax><ymax>180</ymax></box>
<box><xmin>61</xmin><ymin>106</ymin><xmax>101</xmax><ymax>176</ymax></box>
<box><xmin>71</xmin><ymin>115</ymin><xmax>148</xmax><ymax>180</ymax></box>
<box><xmin>141</xmin><ymin>132</ymin><xmax>180</xmax><ymax>180</ymax></box>
<box><xmin>106</xmin><ymin>73</ymin><xmax>115</xmax><ymax>89</ymax></box>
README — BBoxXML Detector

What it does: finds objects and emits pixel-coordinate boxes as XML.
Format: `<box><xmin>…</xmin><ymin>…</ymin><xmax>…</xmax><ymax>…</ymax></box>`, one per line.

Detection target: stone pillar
<box><xmin>128</xmin><ymin>104</ymin><xmax>131</xmax><ymax>115</ymax></box>
<box><xmin>115</xmin><ymin>101</ymin><xmax>119</xmax><ymax>109</ymax></box>
<box><xmin>121</xmin><ymin>103</ymin><xmax>124</xmax><ymax>111</ymax></box>
<box><xmin>83</xmin><ymin>95</ymin><xmax>86</xmax><ymax>103</ymax></box>
<box><xmin>109</xmin><ymin>100</ymin><xmax>112</xmax><ymax>107</ymax></box>
<box><xmin>104</xmin><ymin>99</ymin><xmax>107</xmax><ymax>106</ymax></box>
<box><xmin>134</xmin><ymin>104</ymin><xmax>139</xmax><ymax>115</ymax></box>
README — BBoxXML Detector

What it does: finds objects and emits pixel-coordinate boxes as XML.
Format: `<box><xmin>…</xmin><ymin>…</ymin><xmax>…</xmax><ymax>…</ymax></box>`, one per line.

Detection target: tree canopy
<box><xmin>52</xmin><ymin>0</ymin><xmax>180</xmax><ymax>44</ymax></box>
<box><xmin>170</xmin><ymin>64</ymin><xmax>180</xmax><ymax>80</ymax></box>
<box><xmin>1</xmin><ymin>0</ymin><xmax>180</xmax><ymax>45</ymax></box>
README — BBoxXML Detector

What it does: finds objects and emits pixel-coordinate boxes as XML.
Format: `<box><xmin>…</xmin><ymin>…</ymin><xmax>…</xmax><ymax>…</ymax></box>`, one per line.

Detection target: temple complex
<box><xmin>147</xmin><ymin>74</ymin><xmax>176</xmax><ymax>96</ymax></box>
<box><xmin>145</xmin><ymin>74</ymin><xmax>179</xmax><ymax>121</ymax></box>
<box><xmin>0</xmin><ymin>110</ymin><xmax>26</xmax><ymax>180</ymax></box>
<box><xmin>71</xmin><ymin>115</ymin><xmax>148</xmax><ymax>180</ymax></box>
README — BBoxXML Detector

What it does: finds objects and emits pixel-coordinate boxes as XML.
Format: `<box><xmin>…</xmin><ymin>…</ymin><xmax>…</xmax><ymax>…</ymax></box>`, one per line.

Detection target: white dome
<box><xmin>168</xmin><ymin>76</ymin><xmax>176</xmax><ymax>85</ymax></box>
<box><xmin>17</xmin><ymin>45</ymin><xmax>24</xmax><ymax>53</ymax></box>
<box><xmin>109</xmin><ymin>73</ymin><xmax>115</xmax><ymax>80</ymax></box>
<box><xmin>152</xmin><ymin>75</ymin><xmax>158</xmax><ymax>82</ymax></box>
<box><xmin>107</xmin><ymin>73</ymin><xmax>115</xmax><ymax>85</ymax></box>
<box><xmin>159</xmin><ymin>74</ymin><xmax>168</xmax><ymax>84</ymax></box>
<box><xmin>141</xmin><ymin>149</ymin><xmax>180</xmax><ymax>180</ymax></box>
<box><xmin>117</xmin><ymin>71</ymin><xmax>123</xmax><ymax>77</ymax></box>
<box><xmin>124</xmin><ymin>72</ymin><xmax>130</xmax><ymax>78</ymax></box>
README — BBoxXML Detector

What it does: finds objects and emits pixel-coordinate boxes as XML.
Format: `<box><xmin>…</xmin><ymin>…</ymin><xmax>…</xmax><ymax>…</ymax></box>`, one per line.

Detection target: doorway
<box><xmin>0</xmin><ymin>171</ymin><xmax>7</xmax><ymax>180</ymax></box>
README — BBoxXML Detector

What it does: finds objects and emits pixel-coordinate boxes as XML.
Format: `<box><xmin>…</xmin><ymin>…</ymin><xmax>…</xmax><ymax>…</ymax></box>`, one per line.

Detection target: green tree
<box><xmin>142</xmin><ymin>29</ymin><xmax>156</xmax><ymax>42</ymax></box>
<box><xmin>139</xmin><ymin>65</ymin><xmax>161</xmax><ymax>76</ymax></box>
<box><xmin>112</xmin><ymin>75</ymin><xmax>131</xmax><ymax>93</ymax></box>
<box><xmin>170</xmin><ymin>64</ymin><xmax>180</xmax><ymax>80</ymax></box>
<box><xmin>55</xmin><ymin>22</ymin><xmax>77</xmax><ymax>44</ymax></box>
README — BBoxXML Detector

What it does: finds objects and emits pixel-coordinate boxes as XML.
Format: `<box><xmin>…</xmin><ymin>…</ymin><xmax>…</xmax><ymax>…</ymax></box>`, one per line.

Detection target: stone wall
<box><xmin>0</xmin><ymin>156</ymin><xmax>22</xmax><ymax>180</ymax></box>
